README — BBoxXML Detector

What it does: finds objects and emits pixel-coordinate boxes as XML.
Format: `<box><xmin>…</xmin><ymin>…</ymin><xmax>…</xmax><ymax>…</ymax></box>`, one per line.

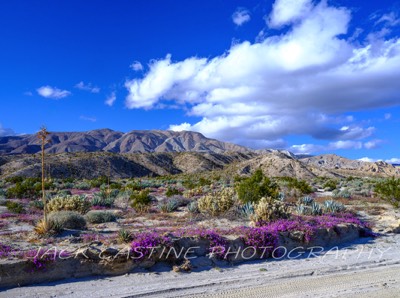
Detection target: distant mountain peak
<box><xmin>0</xmin><ymin>129</ymin><xmax>250</xmax><ymax>155</ymax></box>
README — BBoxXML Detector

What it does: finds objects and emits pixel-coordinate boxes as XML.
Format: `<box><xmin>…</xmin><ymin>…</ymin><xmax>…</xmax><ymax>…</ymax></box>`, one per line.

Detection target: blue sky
<box><xmin>0</xmin><ymin>0</ymin><xmax>400</xmax><ymax>162</ymax></box>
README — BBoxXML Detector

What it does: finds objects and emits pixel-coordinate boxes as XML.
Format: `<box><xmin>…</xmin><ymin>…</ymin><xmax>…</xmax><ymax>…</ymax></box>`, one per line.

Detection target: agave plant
<box><xmin>187</xmin><ymin>200</ymin><xmax>199</xmax><ymax>213</ymax></box>
<box><xmin>324</xmin><ymin>200</ymin><xmax>346</xmax><ymax>213</ymax></box>
<box><xmin>299</xmin><ymin>196</ymin><xmax>314</xmax><ymax>206</ymax></box>
<box><xmin>239</xmin><ymin>202</ymin><xmax>255</xmax><ymax>219</ymax></box>
<box><xmin>295</xmin><ymin>204</ymin><xmax>307</xmax><ymax>215</ymax></box>
<box><xmin>310</xmin><ymin>201</ymin><xmax>322</xmax><ymax>215</ymax></box>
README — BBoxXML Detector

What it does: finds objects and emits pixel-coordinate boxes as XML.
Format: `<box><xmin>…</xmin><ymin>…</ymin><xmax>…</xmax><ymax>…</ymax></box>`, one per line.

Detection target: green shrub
<box><xmin>165</xmin><ymin>187</ymin><xmax>182</xmax><ymax>197</ymax></box>
<box><xmin>198</xmin><ymin>187</ymin><xmax>235</xmax><ymax>215</ymax></box>
<box><xmin>374</xmin><ymin>177</ymin><xmax>400</xmax><ymax>208</ymax></box>
<box><xmin>323</xmin><ymin>180</ymin><xmax>338</xmax><ymax>191</ymax></box>
<box><xmin>48</xmin><ymin>211</ymin><xmax>87</xmax><ymax>229</ymax></box>
<box><xmin>30</xmin><ymin>200</ymin><xmax>44</xmax><ymax>210</ymax></box>
<box><xmin>47</xmin><ymin>195</ymin><xmax>91</xmax><ymax>214</ymax></box>
<box><xmin>6</xmin><ymin>201</ymin><xmax>25</xmax><ymax>214</ymax></box>
<box><xmin>56</xmin><ymin>189</ymin><xmax>72</xmax><ymax>197</ymax></box>
<box><xmin>236</xmin><ymin>169</ymin><xmax>279</xmax><ymax>204</ymax></box>
<box><xmin>157</xmin><ymin>198</ymin><xmax>179</xmax><ymax>213</ymax></box>
<box><xmin>85</xmin><ymin>210</ymin><xmax>116</xmax><ymax>224</ymax></box>
<box><xmin>130</xmin><ymin>190</ymin><xmax>152</xmax><ymax>210</ymax></box>
<box><xmin>75</xmin><ymin>181</ymin><xmax>91</xmax><ymax>190</ymax></box>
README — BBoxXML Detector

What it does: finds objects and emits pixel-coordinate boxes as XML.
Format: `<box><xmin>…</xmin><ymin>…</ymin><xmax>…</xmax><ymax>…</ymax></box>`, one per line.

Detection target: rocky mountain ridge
<box><xmin>0</xmin><ymin>129</ymin><xmax>250</xmax><ymax>155</ymax></box>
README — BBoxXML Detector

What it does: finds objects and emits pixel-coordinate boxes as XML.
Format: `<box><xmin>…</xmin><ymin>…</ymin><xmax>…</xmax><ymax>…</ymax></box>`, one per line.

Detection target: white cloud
<box><xmin>386</xmin><ymin>158</ymin><xmax>400</xmax><ymax>164</ymax></box>
<box><xmin>364</xmin><ymin>139</ymin><xmax>383</xmax><ymax>149</ymax></box>
<box><xmin>75</xmin><ymin>81</ymin><xmax>100</xmax><ymax>93</ymax></box>
<box><xmin>79</xmin><ymin>115</ymin><xmax>97</xmax><ymax>122</ymax></box>
<box><xmin>37</xmin><ymin>86</ymin><xmax>71</xmax><ymax>99</ymax></box>
<box><xmin>375</xmin><ymin>12</ymin><xmax>400</xmax><ymax>27</ymax></box>
<box><xmin>268</xmin><ymin>0</ymin><xmax>313</xmax><ymax>28</ymax></box>
<box><xmin>232</xmin><ymin>8</ymin><xmax>251</xmax><ymax>26</ymax></box>
<box><xmin>130</xmin><ymin>61</ymin><xmax>144</xmax><ymax>71</ymax></box>
<box><xmin>0</xmin><ymin>123</ymin><xmax>15</xmax><ymax>136</ymax></box>
<box><xmin>358</xmin><ymin>157</ymin><xmax>376</xmax><ymax>162</ymax></box>
<box><xmin>125</xmin><ymin>0</ymin><xmax>400</xmax><ymax>149</ymax></box>
<box><xmin>105</xmin><ymin>92</ymin><xmax>116</xmax><ymax>106</ymax></box>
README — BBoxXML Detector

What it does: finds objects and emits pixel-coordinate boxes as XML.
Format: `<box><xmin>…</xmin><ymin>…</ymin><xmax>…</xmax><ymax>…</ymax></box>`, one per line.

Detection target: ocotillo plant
<box><xmin>37</xmin><ymin>126</ymin><xmax>50</xmax><ymax>227</ymax></box>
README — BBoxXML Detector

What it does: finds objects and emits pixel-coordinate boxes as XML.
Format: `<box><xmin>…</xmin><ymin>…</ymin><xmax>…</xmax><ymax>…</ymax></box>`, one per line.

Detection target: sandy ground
<box><xmin>1</xmin><ymin>233</ymin><xmax>400</xmax><ymax>298</ymax></box>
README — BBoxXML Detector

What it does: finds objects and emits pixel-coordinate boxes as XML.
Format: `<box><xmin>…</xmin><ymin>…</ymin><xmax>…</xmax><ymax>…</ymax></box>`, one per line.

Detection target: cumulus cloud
<box><xmin>75</xmin><ymin>81</ymin><xmax>100</xmax><ymax>93</ymax></box>
<box><xmin>358</xmin><ymin>157</ymin><xmax>376</xmax><ymax>162</ymax></box>
<box><xmin>386</xmin><ymin>158</ymin><xmax>400</xmax><ymax>164</ymax></box>
<box><xmin>125</xmin><ymin>0</ymin><xmax>400</xmax><ymax>149</ymax></box>
<box><xmin>105</xmin><ymin>92</ymin><xmax>116</xmax><ymax>106</ymax></box>
<box><xmin>232</xmin><ymin>8</ymin><xmax>251</xmax><ymax>26</ymax></box>
<box><xmin>0</xmin><ymin>123</ymin><xmax>15</xmax><ymax>136</ymax></box>
<box><xmin>37</xmin><ymin>86</ymin><xmax>71</xmax><ymax>99</ymax></box>
<box><xmin>130</xmin><ymin>61</ymin><xmax>144</xmax><ymax>71</ymax></box>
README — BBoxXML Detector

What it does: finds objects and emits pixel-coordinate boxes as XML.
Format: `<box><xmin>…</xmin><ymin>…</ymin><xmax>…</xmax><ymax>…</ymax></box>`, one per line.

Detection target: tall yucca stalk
<box><xmin>37</xmin><ymin>126</ymin><xmax>50</xmax><ymax>226</ymax></box>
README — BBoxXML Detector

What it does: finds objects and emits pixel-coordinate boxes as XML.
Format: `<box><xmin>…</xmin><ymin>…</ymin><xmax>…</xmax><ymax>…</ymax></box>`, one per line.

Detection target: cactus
<box><xmin>198</xmin><ymin>187</ymin><xmax>235</xmax><ymax>215</ymax></box>
<box><xmin>251</xmin><ymin>197</ymin><xmax>290</xmax><ymax>223</ymax></box>
<box><xmin>47</xmin><ymin>195</ymin><xmax>91</xmax><ymax>214</ymax></box>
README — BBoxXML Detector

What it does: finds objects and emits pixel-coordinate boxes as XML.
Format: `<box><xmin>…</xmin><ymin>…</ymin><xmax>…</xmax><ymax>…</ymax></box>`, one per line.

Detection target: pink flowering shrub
<box><xmin>130</xmin><ymin>231</ymin><xmax>172</xmax><ymax>261</ymax></box>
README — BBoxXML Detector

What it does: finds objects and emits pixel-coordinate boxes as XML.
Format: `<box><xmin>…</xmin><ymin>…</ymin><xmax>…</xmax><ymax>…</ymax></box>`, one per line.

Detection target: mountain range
<box><xmin>0</xmin><ymin>129</ymin><xmax>249</xmax><ymax>155</ymax></box>
<box><xmin>0</xmin><ymin>129</ymin><xmax>399</xmax><ymax>179</ymax></box>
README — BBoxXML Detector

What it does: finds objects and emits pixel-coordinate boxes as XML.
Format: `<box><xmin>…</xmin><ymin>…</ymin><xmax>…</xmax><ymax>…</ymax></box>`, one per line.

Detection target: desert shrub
<box><xmin>74</xmin><ymin>181</ymin><xmax>91</xmax><ymax>190</ymax></box>
<box><xmin>114</xmin><ymin>190</ymin><xmax>132</xmax><ymax>209</ymax></box>
<box><xmin>91</xmin><ymin>190</ymin><xmax>117</xmax><ymax>208</ymax></box>
<box><xmin>85</xmin><ymin>210</ymin><xmax>116</xmax><ymax>224</ymax></box>
<box><xmin>157</xmin><ymin>198</ymin><xmax>179</xmax><ymax>213</ymax></box>
<box><xmin>251</xmin><ymin>197</ymin><xmax>290</xmax><ymax>224</ymax></box>
<box><xmin>165</xmin><ymin>187</ymin><xmax>182</xmax><ymax>197</ymax></box>
<box><xmin>48</xmin><ymin>211</ymin><xmax>86</xmax><ymax>229</ymax></box>
<box><xmin>56</xmin><ymin>189</ymin><xmax>72</xmax><ymax>197</ymax></box>
<box><xmin>323</xmin><ymin>179</ymin><xmax>338</xmax><ymax>191</ymax></box>
<box><xmin>0</xmin><ymin>188</ymin><xmax>6</xmax><ymax>198</ymax></box>
<box><xmin>5</xmin><ymin>176</ymin><xmax>26</xmax><ymax>184</ymax></box>
<box><xmin>236</xmin><ymin>169</ymin><xmax>279</xmax><ymax>204</ymax></box>
<box><xmin>332</xmin><ymin>188</ymin><xmax>352</xmax><ymax>199</ymax></box>
<box><xmin>281</xmin><ymin>177</ymin><xmax>313</xmax><ymax>195</ymax></box>
<box><xmin>6</xmin><ymin>180</ymin><xmax>39</xmax><ymax>199</ymax></box>
<box><xmin>6</xmin><ymin>201</ymin><xmax>24</xmax><ymax>214</ymax></box>
<box><xmin>30</xmin><ymin>200</ymin><xmax>44</xmax><ymax>210</ymax></box>
<box><xmin>187</xmin><ymin>201</ymin><xmax>199</xmax><ymax>213</ymax></box>
<box><xmin>182</xmin><ymin>179</ymin><xmax>196</xmax><ymax>190</ymax></box>
<box><xmin>118</xmin><ymin>229</ymin><xmax>133</xmax><ymax>243</ymax></box>
<box><xmin>198</xmin><ymin>177</ymin><xmax>212</xmax><ymax>186</ymax></box>
<box><xmin>47</xmin><ymin>195</ymin><xmax>91</xmax><ymax>214</ymax></box>
<box><xmin>198</xmin><ymin>187</ymin><xmax>235</xmax><ymax>216</ymax></box>
<box><xmin>183</xmin><ymin>186</ymin><xmax>204</xmax><ymax>198</ymax></box>
<box><xmin>374</xmin><ymin>177</ymin><xmax>400</xmax><ymax>208</ymax></box>
<box><xmin>89</xmin><ymin>176</ymin><xmax>108</xmax><ymax>188</ymax></box>
<box><xmin>34</xmin><ymin>219</ymin><xmax>63</xmax><ymax>236</ymax></box>
<box><xmin>130</xmin><ymin>190</ymin><xmax>152</xmax><ymax>210</ymax></box>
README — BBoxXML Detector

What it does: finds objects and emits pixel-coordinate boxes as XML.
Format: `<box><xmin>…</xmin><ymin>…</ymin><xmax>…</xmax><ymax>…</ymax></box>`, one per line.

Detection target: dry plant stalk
<box><xmin>37</xmin><ymin>126</ymin><xmax>50</xmax><ymax>227</ymax></box>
